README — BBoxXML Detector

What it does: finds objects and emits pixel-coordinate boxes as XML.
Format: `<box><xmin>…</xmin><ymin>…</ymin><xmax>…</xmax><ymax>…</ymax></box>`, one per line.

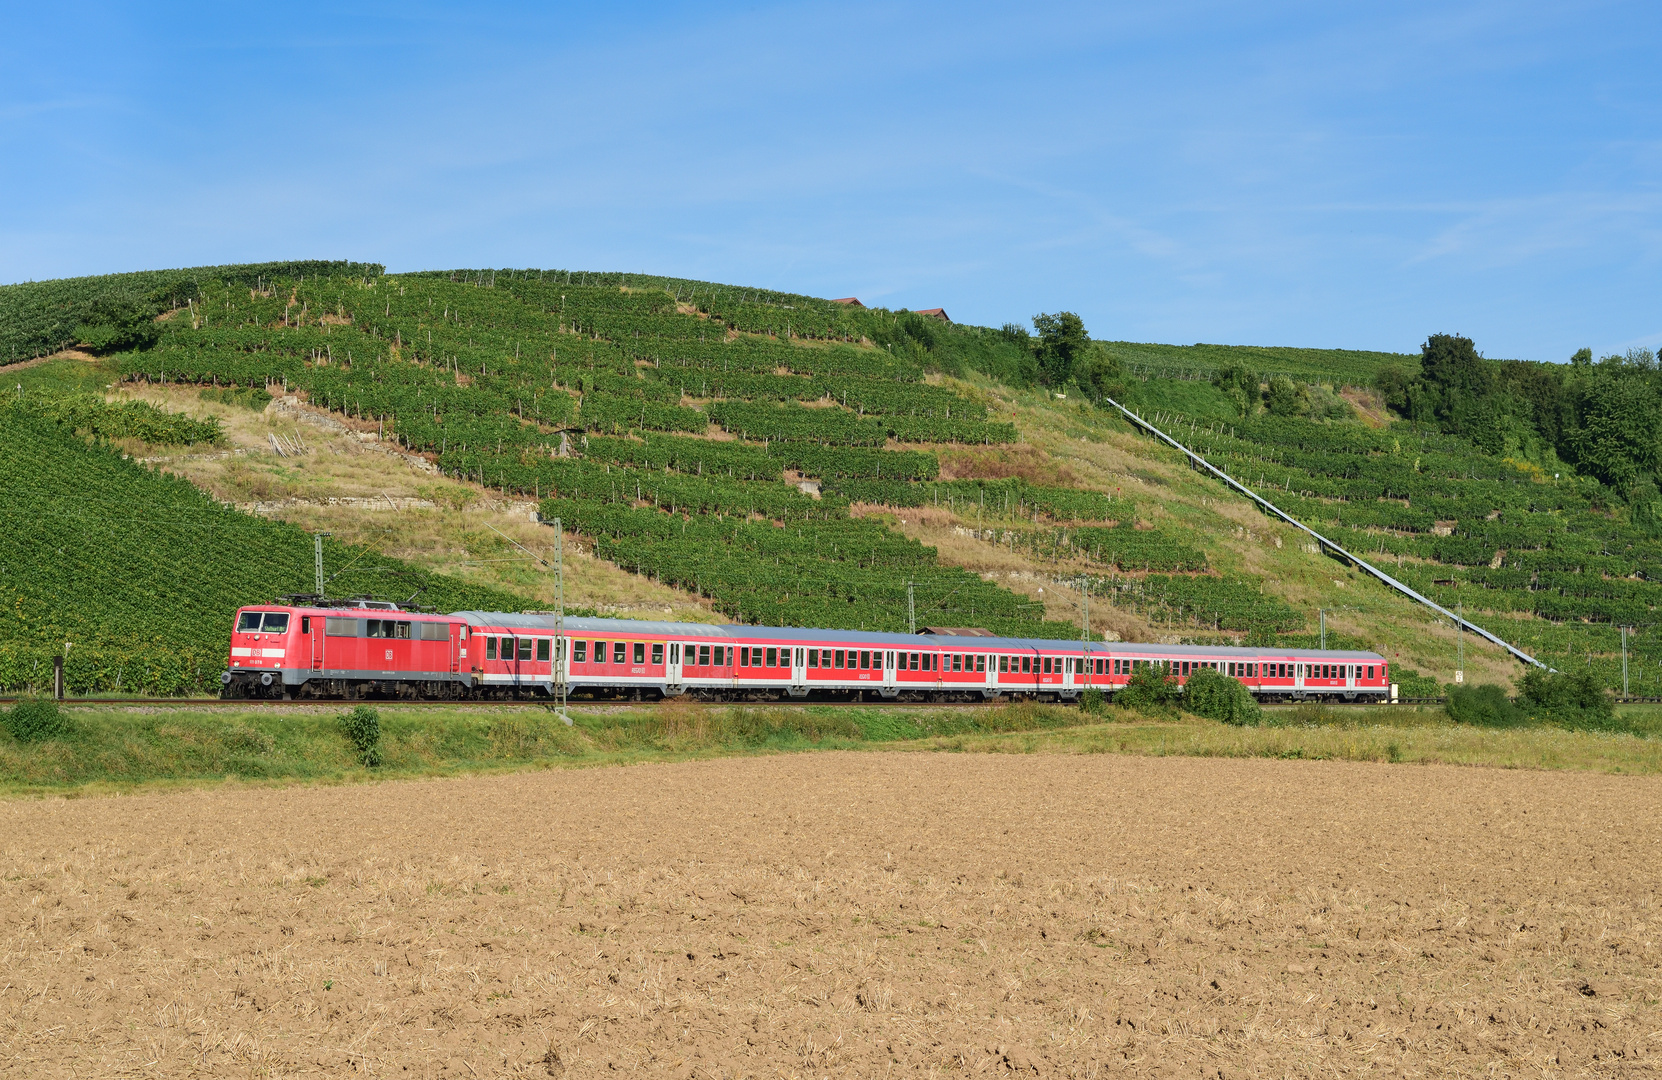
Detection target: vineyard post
<box><xmin>1319</xmin><ymin>609</ymin><xmax>1325</xmax><ymax>650</ymax></box>
<box><xmin>1456</xmin><ymin>601</ymin><xmax>1463</xmax><ymax>682</ymax></box>
<box><xmin>552</xmin><ymin>516</ymin><xmax>570</xmax><ymax>725</ymax></box>
<box><xmin>1622</xmin><ymin>626</ymin><xmax>1628</xmax><ymax>698</ymax></box>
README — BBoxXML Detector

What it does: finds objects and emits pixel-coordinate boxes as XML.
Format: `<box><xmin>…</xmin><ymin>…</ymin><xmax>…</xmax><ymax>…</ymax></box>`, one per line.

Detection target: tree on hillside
<box><xmin>1078</xmin><ymin>349</ymin><xmax>1124</xmax><ymax>404</ymax></box>
<box><xmin>1418</xmin><ymin>333</ymin><xmax>1492</xmax><ymax>398</ymax></box>
<box><xmin>1211</xmin><ymin>362</ymin><xmax>1259</xmax><ymax>417</ymax></box>
<box><xmin>1564</xmin><ymin>369</ymin><xmax>1662</xmax><ymax>490</ymax></box>
<box><xmin>1263</xmin><ymin>374</ymin><xmax>1310</xmax><ymax>417</ymax></box>
<box><xmin>1372</xmin><ymin>365</ymin><xmax>1412</xmax><ymax>415</ymax></box>
<box><xmin>1032</xmin><ymin>311</ymin><xmax>1088</xmax><ymax>386</ymax></box>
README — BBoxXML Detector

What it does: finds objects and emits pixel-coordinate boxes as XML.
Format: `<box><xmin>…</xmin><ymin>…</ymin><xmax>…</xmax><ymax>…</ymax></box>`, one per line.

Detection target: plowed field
<box><xmin>2</xmin><ymin>754</ymin><xmax>1658</xmax><ymax>1077</ymax></box>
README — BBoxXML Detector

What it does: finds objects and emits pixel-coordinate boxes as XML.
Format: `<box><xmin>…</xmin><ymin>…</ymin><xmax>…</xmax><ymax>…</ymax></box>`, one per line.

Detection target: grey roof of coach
<box><xmin>447</xmin><ymin>613</ymin><xmax>1383</xmax><ymax>660</ymax></box>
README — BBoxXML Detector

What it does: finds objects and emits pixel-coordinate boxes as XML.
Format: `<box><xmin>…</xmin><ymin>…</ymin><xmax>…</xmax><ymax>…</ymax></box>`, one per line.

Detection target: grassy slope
<box><xmin>5</xmin><ymin>261</ymin><xmax>1643</xmax><ymax>702</ymax></box>
<box><xmin>5</xmin><ymin>699</ymin><xmax>1661</xmax><ymax>794</ymax></box>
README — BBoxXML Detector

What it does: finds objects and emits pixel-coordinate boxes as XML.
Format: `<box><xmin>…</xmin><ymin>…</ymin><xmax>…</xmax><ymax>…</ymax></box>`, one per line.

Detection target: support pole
<box><xmin>552</xmin><ymin>518</ymin><xmax>569</xmax><ymax>725</ymax></box>
<box><xmin>314</xmin><ymin>532</ymin><xmax>331</xmax><ymax>598</ymax></box>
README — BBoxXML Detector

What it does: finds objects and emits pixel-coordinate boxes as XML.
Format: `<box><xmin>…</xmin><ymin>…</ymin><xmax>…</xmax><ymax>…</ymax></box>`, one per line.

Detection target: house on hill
<box><xmin>914</xmin><ymin>308</ymin><xmax>951</xmax><ymax>323</ymax></box>
<box><xmin>831</xmin><ymin>297</ymin><xmax>864</xmax><ymax>307</ymax></box>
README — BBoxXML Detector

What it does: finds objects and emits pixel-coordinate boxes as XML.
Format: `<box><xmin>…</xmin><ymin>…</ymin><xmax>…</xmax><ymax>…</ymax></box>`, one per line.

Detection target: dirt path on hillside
<box><xmin>2</xmin><ymin>755</ymin><xmax>1657</xmax><ymax>1077</ymax></box>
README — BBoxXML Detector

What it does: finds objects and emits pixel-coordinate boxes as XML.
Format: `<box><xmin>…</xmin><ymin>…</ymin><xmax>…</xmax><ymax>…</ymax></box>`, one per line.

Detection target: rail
<box><xmin>1101</xmin><ymin>396</ymin><xmax>1552</xmax><ymax>671</ymax></box>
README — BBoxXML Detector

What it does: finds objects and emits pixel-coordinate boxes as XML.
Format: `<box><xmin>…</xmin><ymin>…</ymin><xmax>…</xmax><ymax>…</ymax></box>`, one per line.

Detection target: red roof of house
<box><xmin>830</xmin><ymin>297</ymin><xmax>863</xmax><ymax>307</ymax></box>
<box><xmin>914</xmin><ymin>308</ymin><xmax>951</xmax><ymax>323</ymax></box>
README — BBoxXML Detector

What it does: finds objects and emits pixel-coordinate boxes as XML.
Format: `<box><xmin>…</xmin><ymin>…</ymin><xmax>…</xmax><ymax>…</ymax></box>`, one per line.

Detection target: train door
<box><xmin>792</xmin><ymin>647</ymin><xmax>807</xmax><ymax>690</ymax></box>
<box><xmin>984</xmin><ymin>653</ymin><xmax>997</xmax><ymax>692</ymax></box>
<box><xmin>667</xmin><ymin>642</ymin><xmax>683</xmax><ymax>686</ymax></box>
<box><xmin>1346</xmin><ymin>662</ymin><xmax>1356</xmax><ymax>694</ymax></box>
<box><xmin>309</xmin><ymin>616</ymin><xmax>324</xmax><ymax>671</ymax></box>
<box><xmin>881</xmin><ymin>650</ymin><xmax>896</xmax><ymax>691</ymax></box>
<box><xmin>1294</xmin><ymin>661</ymin><xmax>1305</xmax><ymax>693</ymax></box>
<box><xmin>507</xmin><ymin>635</ymin><xmax>524</xmax><ymax>689</ymax></box>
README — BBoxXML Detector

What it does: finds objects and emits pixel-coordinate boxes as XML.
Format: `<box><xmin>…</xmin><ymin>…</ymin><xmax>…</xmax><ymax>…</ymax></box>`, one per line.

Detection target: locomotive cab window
<box><xmin>237</xmin><ymin>611</ymin><xmax>264</xmax><ymax>632</ymax></box>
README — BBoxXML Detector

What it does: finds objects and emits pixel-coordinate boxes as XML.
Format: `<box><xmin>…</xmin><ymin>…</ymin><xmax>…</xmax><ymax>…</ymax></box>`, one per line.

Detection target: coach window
<box><xmin>393</xmin><ymin>622</ymin><xmax>409</xmax><ymax>640</ymax></box>
<box><xmin>516</xmin><ymin>638</ymin><xmax>530</xmax><ymax>661</ymax></box>
<box><xmin>760</xmin><ymin>647</ymin><xmax>773</xmax><ymax>668</ymax></box>
<box><xmin>572</xmin><ymin>641</ymin><xmax>586</xmax><ymax>663</ymax></box>
<box><xmin>649</xmin><ymin>643</ymin><xmax>663</xmax><ymax>665</ymax></box>
<box><xmin>1367</xmin><ymin>665</ymin><xmax>1374</xmax><ymax>679</ymax></box>
<box><xmin>485</xmin><ymin>638</ymin><xmax>497</xmax><ymax>660</ymax></box>
<box><xmin>806</xmin><ymin>649</ymin><xmax>818</xmax><ymax>669</ymax></box>
<box><xmin>850</xmin><ymin>650</ymin><xmax>863</xmax><ymax>669</ymax></box>
<box><xmin>536</xmin><ymin>638</ymin><xmax>551</xmax><ymax>662</ymax></box>
<box><xmin>633</xmin><ymin>642</ymin><xmax>645</xmax><ymax>664</ymax></box>
<box><xmin>710</xmin><ymin>646</ymin><xmax>723</xmax><ymax>666</ymax></box>
<box><xmin>609</xmin><ymin>642</ymin><xmax>623</xmax><ymax>664</ymax></box>
<box><xmin>975</xmin><ymin>655</ymin><xmax>985</xmax><ymax>673</ymax></box>
<box><xmin>830</xmin><ymin>649</ymin><xmax>841</xmax><ymax>668</ymax></box>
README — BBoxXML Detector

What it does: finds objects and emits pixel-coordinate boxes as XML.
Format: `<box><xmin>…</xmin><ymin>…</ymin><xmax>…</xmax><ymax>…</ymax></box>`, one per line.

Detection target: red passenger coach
<box><xmin>224</xmin><ymin>605</ymin><xmax>1391</xmax><ymax>704</ymax></box>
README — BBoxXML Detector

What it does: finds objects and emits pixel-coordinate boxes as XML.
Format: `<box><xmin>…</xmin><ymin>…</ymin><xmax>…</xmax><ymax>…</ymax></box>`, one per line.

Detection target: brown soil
<box><xmin>3</xmin><ymin>754</ymin><xmax>1657</xmax><ymax>1077</ymax></box>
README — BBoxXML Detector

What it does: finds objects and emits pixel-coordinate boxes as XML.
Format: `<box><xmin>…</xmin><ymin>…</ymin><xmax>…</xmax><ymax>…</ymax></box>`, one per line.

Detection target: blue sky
<box><xmin>2</xmin><ymin>2</ymin><xmax>1658</xmax><ymax>361</ymax></box>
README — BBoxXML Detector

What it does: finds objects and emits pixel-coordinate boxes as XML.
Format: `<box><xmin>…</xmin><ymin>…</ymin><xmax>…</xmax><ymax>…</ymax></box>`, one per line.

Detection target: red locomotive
<box><xmin>223</xmin><ymin>600</ymin><xmax>1392</xmax><ymax>704</ymax></box>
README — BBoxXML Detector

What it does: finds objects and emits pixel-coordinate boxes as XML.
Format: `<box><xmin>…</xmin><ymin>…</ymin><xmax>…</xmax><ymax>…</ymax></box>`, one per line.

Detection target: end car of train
<box><xmin>222</xmin><ymin>600</ymin><xmax>1392</xmax><ymax>704</ymax></box>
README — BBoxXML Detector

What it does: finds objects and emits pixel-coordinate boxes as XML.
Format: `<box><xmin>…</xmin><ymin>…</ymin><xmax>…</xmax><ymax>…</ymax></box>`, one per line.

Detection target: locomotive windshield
<box><xmin>237</xmin><ymin>611</ymin><xmax>290</xmax><ymax>633</ymax></box>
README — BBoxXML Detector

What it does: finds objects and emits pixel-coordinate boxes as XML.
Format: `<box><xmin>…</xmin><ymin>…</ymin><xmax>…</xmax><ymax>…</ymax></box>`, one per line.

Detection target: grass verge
<box><xmin>2</xmin><ymin>700</ymin><xmax>1661</xmax><ymax>795</ymax></box>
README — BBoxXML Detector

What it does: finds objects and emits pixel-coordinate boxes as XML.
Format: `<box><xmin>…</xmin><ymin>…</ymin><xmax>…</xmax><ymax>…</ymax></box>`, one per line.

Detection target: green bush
<box><xmin>1078</xmin><ymin>687</ymin><xmax>1107</xmax><ymax>716</ymax></box>
<box><xmin>1518</xmin><ymin>669</ymin><xmax>1614</xmax><ymax>729</ymax></box>
<box><xmin>339</xmin><ymin>704</ymin><xmax>383</xmax><ymax>767</ymax></box>
<box><xmin>3</xmin><ymin>698</ymin><xmax>72</xmax><ymax>742</ymax></box>
<box><xmin>1117</xmin><ymin>662</ymin><xmax>1179</xmax><ymax>714</ymax></box>
<box><xmin>1182</xmin><ymin>666</ymin><xmax>1262</xmax><ymax>725</ymax></box>
<box><xmin>1445</xmin><ymin>683</ymin><xmax>1525</xmax><ymax>727</ymax></box>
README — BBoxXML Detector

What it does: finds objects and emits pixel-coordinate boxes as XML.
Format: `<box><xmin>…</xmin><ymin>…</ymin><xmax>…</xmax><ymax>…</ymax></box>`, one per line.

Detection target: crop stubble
<box><xmin>1</xmin><ymin>754</ymin><xmax>1658</xmax><ymax>1077</ymax></box>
